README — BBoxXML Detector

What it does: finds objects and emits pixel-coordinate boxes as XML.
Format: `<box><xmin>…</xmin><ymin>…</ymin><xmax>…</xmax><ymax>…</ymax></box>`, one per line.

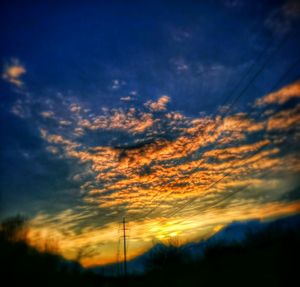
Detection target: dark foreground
<box><xmin>1</xmin><ymin>215</ymin><xmax>299</xmax><ymax>287</ymax></box>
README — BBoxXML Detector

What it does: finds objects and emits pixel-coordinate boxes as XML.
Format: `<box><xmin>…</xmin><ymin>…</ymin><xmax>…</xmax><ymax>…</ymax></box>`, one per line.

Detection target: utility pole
<box><xmin>122</xmin><ymin>217</ymin><xmax>127</xmax><ymax>276</ymax></box>
<box><xmin>116</xmin><ymin>237</ymin><xmax>121</xmax><ymax>277</ymax></box>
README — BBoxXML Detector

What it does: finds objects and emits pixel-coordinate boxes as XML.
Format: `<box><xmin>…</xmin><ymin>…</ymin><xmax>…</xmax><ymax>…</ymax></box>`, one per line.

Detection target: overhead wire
<box><xmin>130</xmin><ymin>30</ymin><xmax>294</xmax><ymax>223</ymax></box>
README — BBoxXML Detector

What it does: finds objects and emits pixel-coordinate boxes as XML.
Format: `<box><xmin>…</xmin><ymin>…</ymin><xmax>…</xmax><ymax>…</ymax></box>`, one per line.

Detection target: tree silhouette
<box><xmin>0</xmin><ymin>214</ymin><xmax>28</xmax><ymax>242</ymax></box>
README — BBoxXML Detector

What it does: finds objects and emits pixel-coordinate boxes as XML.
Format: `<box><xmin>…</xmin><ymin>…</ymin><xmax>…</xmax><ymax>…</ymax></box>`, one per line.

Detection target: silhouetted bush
<box><xmin>0</xmin><ymin>215</ymin><xmax>103</xmax><ymax>287</ymax></box>
<box><xmin>0</xmin><ymin>214</ymin><xmax>28</xmax><ymax>241</ymax></box>
<box><xmin>145</xmin><ymin>238</ymin><xmax>191</xmax><ymax>273</ymax></box>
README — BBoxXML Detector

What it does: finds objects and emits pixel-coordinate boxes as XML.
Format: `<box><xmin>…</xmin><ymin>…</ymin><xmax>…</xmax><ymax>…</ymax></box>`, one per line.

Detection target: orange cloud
<box><xmin>78</xmin><ymin>108</ymin><xmax>154</xmax><ymax>133</ymax></box>
<box><xmin>267</xmin><ymin>104</ymin><xmax>300</xmax><ymax>130</ymax></box>
<box><xmin>2</xmin><ymin>58</ymin><xmax>26</xmax><ymax>87</ymax></box>
<box><xmin>256</xmin><ymin>80</ymin><xmax>300</xmax><ymax>106</ymax></box>
<box><xmin>145</xmin><ymin>95</ymin><xmax>170</xmax><ymax>111</ymax></box>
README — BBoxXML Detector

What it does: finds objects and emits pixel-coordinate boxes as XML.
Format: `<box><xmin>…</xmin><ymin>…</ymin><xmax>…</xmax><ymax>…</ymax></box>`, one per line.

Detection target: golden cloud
<box><xmin>78</xmin><ymin>108</ymin><xmax>154</xmax><ymax>133</ymax></box>
<box><xmin>255</xmin><ymin>80</ymin><xmax>300</xmax><ymax>106</ymax></box>
<box><xmin>2</xmin><ymin>58</ymin><xmax>26</xmax><ymax>87</ymax></box>
<box><xmin>267</xmin><ymin>103</ymin><xmax>300</xmax><ymax>130</ymax></box>
<box><xmin>145</xmin><ymin>95</ymin><xmax>170</xmax><ymax>111</ymax></box>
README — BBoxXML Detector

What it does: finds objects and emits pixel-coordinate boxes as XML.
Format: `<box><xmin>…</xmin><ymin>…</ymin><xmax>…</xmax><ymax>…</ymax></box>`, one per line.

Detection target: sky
<box><xmin>0</xmin><ymin>0</ymin><xmax>300</xmax><ymax>267</ymax></box>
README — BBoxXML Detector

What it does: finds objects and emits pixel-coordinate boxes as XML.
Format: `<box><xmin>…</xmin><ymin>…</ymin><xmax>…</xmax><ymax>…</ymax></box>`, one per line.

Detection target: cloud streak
<box><xmin>256</xmin><ymin>80</ymin><xmax>300</xmax><ymax>106</ymax></box>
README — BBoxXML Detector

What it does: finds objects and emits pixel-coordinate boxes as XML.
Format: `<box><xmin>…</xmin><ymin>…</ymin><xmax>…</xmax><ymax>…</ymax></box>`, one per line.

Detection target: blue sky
<box><xmin>1</xmin><ymin>0</ymin><xmax>300</xmax><ymax>266</ymax></box>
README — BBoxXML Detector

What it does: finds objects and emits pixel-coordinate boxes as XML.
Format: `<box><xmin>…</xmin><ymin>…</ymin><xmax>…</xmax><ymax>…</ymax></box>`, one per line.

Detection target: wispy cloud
<box><xmin>120</xmin><ymin>96</ymin><xmax>132</xmax><ymax>102</ymax></box>
<box><xmin>255</xmin><ymin>80</ymin><xmax>300</xmax><ymax>106</ymax></box>
<box><xmin>265</xmin><ymin>0</ymin><xmax>300</xmax><ymax>35</ymax></box>
<box><xmin>110</xmin><ymin>79</ymin><xmax>125</xmax><ymax>90</ymax></box>
<box><xmin>145</xmin><ymin>95</ymin><xmax>170</xmax><ymax>111</ymax></box>
<box><xmin>77</xmin><ymin>107</ymin><xmax>154</xmax><ymax>133</ymax></box>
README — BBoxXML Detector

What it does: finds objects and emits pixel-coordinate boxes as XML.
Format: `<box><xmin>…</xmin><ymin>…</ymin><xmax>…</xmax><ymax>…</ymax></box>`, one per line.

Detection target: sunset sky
<box><xmin>1</xmin><ymin>0</ymin><xmax>300</xmax><ymax>267</ymax></box>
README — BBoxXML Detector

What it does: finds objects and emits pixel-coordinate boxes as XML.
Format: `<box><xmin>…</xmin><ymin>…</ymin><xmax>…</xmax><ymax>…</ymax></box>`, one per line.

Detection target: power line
<box><xmin>139</xmin><ymin>78</ymin><xmax>299</xmax><ymax>231</ymax></box>
<box><xmin>168</xmin><ymin>145</ymin><xmax>296</xmax><ymax>239</ymax></box>
<box><xmin>108</xmin><ymin>16</ymin><xmax>294</xmax><ymax>227</ymax></box>
<box><xmin>167</xmin><ymin>160</ymin><xmax>276</xmax><ymax>220</ymax></box>
<box><xmin>111</xmin><ymin>24</ymin><xmax>299</xmax><ymax>271</ymax></box>
<box><xmin>132</xmin><ymin>55</ymin><xmax>300</xmax><ymax>225</ymax></box>
<box><xmin>131</xmin><ymin>32</ymin><xmax>294</xmax><ymax>223</ymax></box>
<box><xmin>109</xmin><ymin>29</ymin><xmax>298</xmax><ymax>237</ymax></box>
<box><xmin>106</xmin><ymin>55</ymin><xmax>300</xmax><ymax>227</ymax></box>
<box><xmin>127</xmin><ymin>38</ymin><xmax>274</xmax><ymax>223</ymax></box>
<box><xmin>123</xmin><ymin>24</ymin><xmax>278</xmax><ymax>223</ymax></box>
<box><xmin>111</xmin><ymin>36</ymin><xmax>299</xmax><ymax>274</ymax></box>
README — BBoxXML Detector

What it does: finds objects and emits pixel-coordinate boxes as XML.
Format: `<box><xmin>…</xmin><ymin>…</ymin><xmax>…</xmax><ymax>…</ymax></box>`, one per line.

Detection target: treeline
<box><xmin>0</xmin><ymin>215</ymin><xmax>109</xmax><ymax>287</ymax></box>
<box><xmin>1</xmin><ymin>215</ymin><xmax>299</xmax><ymax>287</ymax></box>
<box><xmin>138</xmin><ymin>219</ymin><xmax>300</xmax><ymax>287</ymax></box>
